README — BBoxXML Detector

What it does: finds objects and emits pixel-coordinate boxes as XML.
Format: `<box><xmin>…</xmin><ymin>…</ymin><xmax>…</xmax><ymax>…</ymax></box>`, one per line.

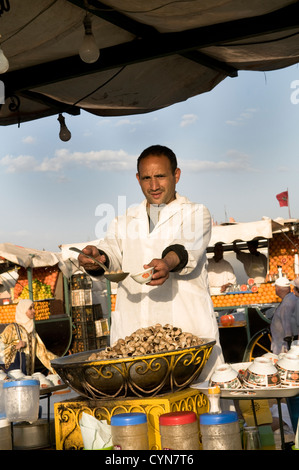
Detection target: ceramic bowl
<box><xmin>47</xmin><ymin>373</ymin><xmax>63</xmax><ymax>386</ymax></box>
<box><xmin>276</xmin><ymin>353</ymin><xmax>299</xmax><ymax>387</ymax></box>
<box><xmin>7</xmin><ymin>369</ymin><xmax>25</xmax><ymax>380</ymax></box>
<box><xmin>243</xmin><ymin>357</ymin><xmax>280</xmax><ymax>388</ymax></box>
<box><xmin>262</xmin><ymin>352</ymin><xmax>279</xmax><ymax>364</ymax></box>
<box><xmin>130</xmin><ymin>267</ymin><xmax>154</xmax><ymax>284</ymax></box>
<box><xmin>288</xmin><ymin>345</ymin><xmax>299</xmax><ymax>357</ymax></box>
<box><xmin>209</xmin><ymin>363</ymin><xmax>242</xmax><ymax>389</ymax></box>
<box><xmin>32</xmin><ymin>372</ymin><xmax>53</xmax><ymax>388</ymax></box>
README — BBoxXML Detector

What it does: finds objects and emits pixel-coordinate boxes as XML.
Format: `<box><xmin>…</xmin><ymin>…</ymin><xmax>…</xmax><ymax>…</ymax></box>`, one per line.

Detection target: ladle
<box><xmin>69</xmin><ymin>247</ymin><xmax>129</xmax><ymax>282</ymax></box>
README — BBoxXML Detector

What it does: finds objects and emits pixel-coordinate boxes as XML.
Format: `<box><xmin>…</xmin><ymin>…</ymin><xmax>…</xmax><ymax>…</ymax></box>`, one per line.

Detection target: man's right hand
<box><xmin>78</xmin><ymin>245</ymin><xmax>107</xmax><ymax>271</ymax></box>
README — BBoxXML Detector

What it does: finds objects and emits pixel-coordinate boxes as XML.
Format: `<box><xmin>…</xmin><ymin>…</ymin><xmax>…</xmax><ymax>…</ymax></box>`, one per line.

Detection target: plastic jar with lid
<box><xmin>159</xmin><ymin>411</ymin><xmax>200</xmax><ymax>450</ymax></box>
<box><xmin>3</xmin><ymin>380</ymin><xmax>40</xmax><ymax>423</ymax></box>
<box><xmin>110</xmin><ymin>412</ymin><xmax>149</xmax><ymax>450</ymax></box>
<box><xmin>199</xmin><ymin>411</ymin><xmax>242</xmax><ymax>450</ymax></box>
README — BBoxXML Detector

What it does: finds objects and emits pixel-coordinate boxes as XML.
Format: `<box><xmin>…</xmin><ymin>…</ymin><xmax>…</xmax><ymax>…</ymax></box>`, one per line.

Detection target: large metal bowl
<box><xmin>51</xmin><ymin>338</ymin><xmax>215</xmax><ymax>399</ymax></box>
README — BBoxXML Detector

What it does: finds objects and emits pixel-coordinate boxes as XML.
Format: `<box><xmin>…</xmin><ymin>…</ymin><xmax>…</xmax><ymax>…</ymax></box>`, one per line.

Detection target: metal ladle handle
<box><xmin>69</xmin><ymin>247</ymin><xmax>108</xmax><ymax>272</ymax></box>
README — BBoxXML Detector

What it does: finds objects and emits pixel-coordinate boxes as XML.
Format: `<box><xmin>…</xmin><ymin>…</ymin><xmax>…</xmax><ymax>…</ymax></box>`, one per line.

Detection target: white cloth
<box><xmin>207</xmin><ymin>257</ymin><xmax>236</xmax><ymax>295</ymax></box>
<box><xmin>93</xmin><ymin>193</ymin><xmax>223</xmax><ymax>380</ymax></box>
<box><xmin>15</xmin><ymin>299</ymin><xmax>34</xmax><ymax>333</ymax></box>
<box><xmin>236</xmin><ymin>251</ymin><xmax>267</xmax><ymax>283</ymax></box>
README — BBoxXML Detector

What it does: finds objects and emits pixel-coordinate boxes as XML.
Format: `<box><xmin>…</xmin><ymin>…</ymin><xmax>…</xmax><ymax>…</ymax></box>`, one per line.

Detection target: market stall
<box><xmin>208</xmin><ymin>217</ymin><xmax>299</xmax><ymax>362</ymax></box>
<box><xmin>0</xmin><ymin>243</ymin><xmax>73</xmax><ymax>361</ymax></box>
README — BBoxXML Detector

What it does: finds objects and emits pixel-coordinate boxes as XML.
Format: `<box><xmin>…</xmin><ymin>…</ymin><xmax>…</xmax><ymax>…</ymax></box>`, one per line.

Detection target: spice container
<box><xmin>207</xmin><ymin>386</ymin><xmax>221</xmax><ymax>413</ymax></box>
<box><xmin>3</xmin><ymin>380</ymin><xmax>40</xmax><ymax>423</ymax></box>
<box><xmin>200</xmin><ymin>411</ymin><xmax>242</xmax><ymax>450</ymax></box>
<box><xmin>159</xmin><ymin>411</ymin><xmax>200</xmax><ymax>450</ymax></box>
<box><xmin>111</xmin><ymin>412</ymin><xmax>149</xmax><ymax>450</ymax></box>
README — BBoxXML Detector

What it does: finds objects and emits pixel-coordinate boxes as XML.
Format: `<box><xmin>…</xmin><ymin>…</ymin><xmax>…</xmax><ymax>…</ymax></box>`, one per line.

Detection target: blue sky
<box><xmin>1</xmin><ymin>64</ymin><xmax>299</xmax><ymax>252</ymax></box>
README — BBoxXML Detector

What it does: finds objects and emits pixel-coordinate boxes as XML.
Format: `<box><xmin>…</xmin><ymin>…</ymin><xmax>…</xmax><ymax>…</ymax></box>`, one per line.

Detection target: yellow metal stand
<box><xmin>54</xmin><ymin>388</ymin><xmax>208</xmax><ymax>450</ymax></box>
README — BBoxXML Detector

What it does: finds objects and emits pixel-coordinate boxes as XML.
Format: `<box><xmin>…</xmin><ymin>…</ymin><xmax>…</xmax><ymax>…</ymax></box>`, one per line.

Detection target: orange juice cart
<box><xmin>208</xmin><ymin>218</ymin><xmax>299</xmax><ymax>363</ymax></box>
<box><xmin>0</xmin><ymin>243</ymin><xmax>73</xmax><ymax>365</ymax></box>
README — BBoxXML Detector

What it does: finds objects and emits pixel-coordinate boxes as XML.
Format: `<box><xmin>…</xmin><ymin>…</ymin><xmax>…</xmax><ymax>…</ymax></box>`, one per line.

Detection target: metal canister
<box><xmin>199</xmin><ymin>411</ymin><xmax>242</xmax><ymax>450</ymax></box>
<box><xmin>159</xmin><ymin>411</ymin><xmax>200</xmax><ymax>450</ymax></box>
<box><xmin>111</xmin><ymin>413</ymin><xmax>149</xmax><ymax>450</ymax></box>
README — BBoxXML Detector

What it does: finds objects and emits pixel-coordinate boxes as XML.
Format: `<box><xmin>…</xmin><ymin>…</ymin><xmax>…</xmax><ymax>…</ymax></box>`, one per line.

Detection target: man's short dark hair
<box><xmin>137</xmin><ymin>145</ymin><xmax>177</xmax><ymax>174</ymax></box>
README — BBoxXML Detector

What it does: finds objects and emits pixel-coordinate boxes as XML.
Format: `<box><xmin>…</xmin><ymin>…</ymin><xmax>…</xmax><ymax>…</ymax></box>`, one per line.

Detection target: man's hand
<box><xmin>77</xmin><ymin>245</ymin><xmax>107</xmax><ymax>271</ymax></box>
<box><xmin>220</xmin><ymin>283</ymin><xmax>232</xmax><ymax>293</ymax></box>
<box><xmin>144</xmin><ymin>251</ymin><xmax>180</xmax><ymax>286</ymax></box>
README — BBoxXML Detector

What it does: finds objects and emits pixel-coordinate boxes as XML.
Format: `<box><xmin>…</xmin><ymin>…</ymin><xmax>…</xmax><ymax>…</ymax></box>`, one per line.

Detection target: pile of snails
<box><xmin>88</xmin><ymin>323</ymin><xmax>204</xmax><ymax>361</ymax></box>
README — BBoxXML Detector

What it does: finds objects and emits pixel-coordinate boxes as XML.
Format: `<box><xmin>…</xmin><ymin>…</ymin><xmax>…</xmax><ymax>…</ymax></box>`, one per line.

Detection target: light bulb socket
<box><xmin>58</xmin><ymin>113</ymin><xmax>71</xmax><ymax>142</ymax></box>
<box><xmin>83</xmin><ymin>15</ymin><xmax>92</xmax><ymax>35</ymax></box>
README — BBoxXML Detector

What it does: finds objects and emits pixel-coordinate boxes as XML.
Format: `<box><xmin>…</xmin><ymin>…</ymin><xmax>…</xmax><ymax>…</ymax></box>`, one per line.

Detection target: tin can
<box><xmin>159</xmin><ymin>411</ymin><xmax>200</xmax><ymax>450</ymax></box>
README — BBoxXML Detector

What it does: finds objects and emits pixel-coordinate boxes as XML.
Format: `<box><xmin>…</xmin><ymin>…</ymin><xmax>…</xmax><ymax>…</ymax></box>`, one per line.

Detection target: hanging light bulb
<box><xmin>79</xmin><ymin>15</ymin><xmax>99</xmax><ymax>64</ymax></box>
<box><xmin>58</xmin><ymin>114</ymin><xmax>71</xmax><ymax>142</ymax></box>
<box><xmin>0</xmin><ymin>46</ymin><xmax>9</xmax><ymax>73</ymax></box>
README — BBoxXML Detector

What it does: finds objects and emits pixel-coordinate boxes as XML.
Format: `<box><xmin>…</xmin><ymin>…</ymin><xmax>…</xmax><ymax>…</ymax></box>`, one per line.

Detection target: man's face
<box><xmin>136</xmin><ymin>154</ymin><xmax>181</xmax><ymax>206</ymax></box>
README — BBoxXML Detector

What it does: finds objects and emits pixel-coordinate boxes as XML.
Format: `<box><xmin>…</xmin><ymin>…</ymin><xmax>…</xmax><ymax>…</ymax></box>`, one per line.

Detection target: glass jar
<box><xmin>243</xmin><ymin>426</ymin><xmax>262</xmax><ymax>450</ymax></box>
<box><xmin>159</xmin><ymin>411</ymin><xmax>200</xmax><ymax>450</ymax></box>
<box><xmin>200</xmin><ymin>411</ymin><xmax>242</xmax><ymax>450</ymax></box>
<box><xmin>111</xmin><ymin>412</ymin><xmax>149</xmax><ymax>450</ymax></box>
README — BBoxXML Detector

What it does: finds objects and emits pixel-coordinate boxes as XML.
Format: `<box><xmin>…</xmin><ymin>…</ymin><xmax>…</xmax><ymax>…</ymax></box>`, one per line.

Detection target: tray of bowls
<box><xmin>191</xmin><ymin>345</ymin><xmax>299</xmax><ymax>399</ymax></box>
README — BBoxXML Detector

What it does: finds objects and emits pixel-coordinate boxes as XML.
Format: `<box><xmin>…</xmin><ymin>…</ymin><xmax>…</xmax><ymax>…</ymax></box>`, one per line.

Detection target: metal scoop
<box><xmin>69</xmin><ymin>247</ymin><xmax>129</xmax><ymax>282</ymax></box>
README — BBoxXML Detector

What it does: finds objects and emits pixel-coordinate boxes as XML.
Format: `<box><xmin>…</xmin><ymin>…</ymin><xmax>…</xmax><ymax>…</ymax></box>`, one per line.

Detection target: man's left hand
<box><xmin>144</xmin><ymin>251</ymin><xmax>180</xmax><ymax>286</ymax></box>
<box><xmin>144</xmin><ymin>259</ymin><xmax>170</xmax><ymax>286</ymax></box>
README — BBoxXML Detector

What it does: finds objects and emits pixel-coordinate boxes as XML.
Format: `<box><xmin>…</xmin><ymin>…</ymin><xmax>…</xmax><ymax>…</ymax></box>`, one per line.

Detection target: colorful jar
<box><xmin>159</xmin><ymin>411</ymin><xmax>200</xmax><ymax>450</ymax></box>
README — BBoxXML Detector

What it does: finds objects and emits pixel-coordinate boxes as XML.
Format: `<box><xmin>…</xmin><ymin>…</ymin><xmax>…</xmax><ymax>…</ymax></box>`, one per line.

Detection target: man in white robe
<box><xmin>78</xmin><ymin>145</ymin><xmax>223</xmax><ymax>379</ymax></box>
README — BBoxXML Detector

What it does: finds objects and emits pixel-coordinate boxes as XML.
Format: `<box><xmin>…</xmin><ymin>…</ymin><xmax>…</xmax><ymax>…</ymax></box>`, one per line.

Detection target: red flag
<box><xmin>276</xmin><ymin>191</ymin><xmax>289</xmax><ymax>207</ymax></box>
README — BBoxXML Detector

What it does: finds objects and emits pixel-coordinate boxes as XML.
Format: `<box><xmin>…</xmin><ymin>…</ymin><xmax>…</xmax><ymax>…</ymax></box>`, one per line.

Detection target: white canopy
<box><xmin>209</xmin><ymin>218</ymin><xmax>285</xmax><ymax>246</ymax></box>
<box><xmin>0</xmin><ymin>242</ymin><xmax>73</xmax><ymax>277</ymax></box>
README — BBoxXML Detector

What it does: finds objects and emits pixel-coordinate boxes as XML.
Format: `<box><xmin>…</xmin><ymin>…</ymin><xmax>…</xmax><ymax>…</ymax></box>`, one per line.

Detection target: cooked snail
<box><xmin>88</xmin><ymin>323</ymin><xmax>204</xmax><ymax>360</ymax></box>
